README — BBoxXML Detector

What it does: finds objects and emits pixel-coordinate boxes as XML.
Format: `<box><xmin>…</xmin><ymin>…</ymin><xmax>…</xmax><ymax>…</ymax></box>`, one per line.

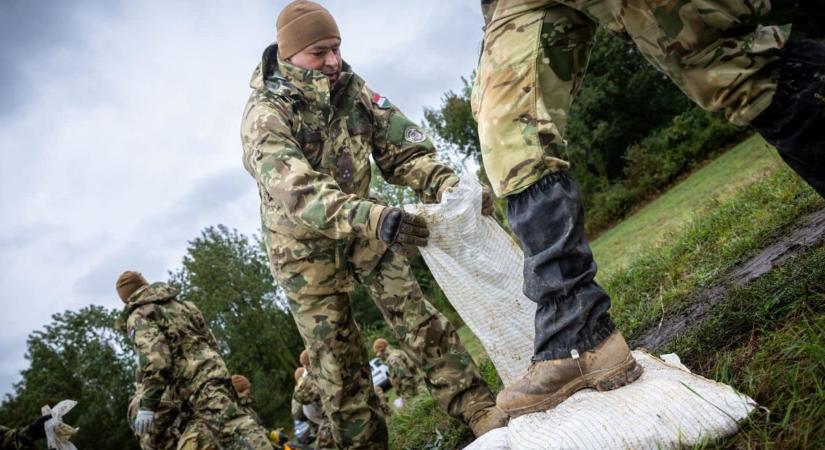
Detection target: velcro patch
<box><xmin>404</xmin><ymin>126</ymin><xmax>426</xmax><ymax>143</ymax></box>
<box><xmin>371</xmin><ymin>93</ymin><xmax>391</xmax><ymax>109</ymax></box>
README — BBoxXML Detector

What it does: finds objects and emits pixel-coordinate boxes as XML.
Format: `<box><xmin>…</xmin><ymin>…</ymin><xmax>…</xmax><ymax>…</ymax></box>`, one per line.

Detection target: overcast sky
<box><xmin>0</xmin><ymin>0</ymin><xmax>484</xmax><ymax>396</ymax></box>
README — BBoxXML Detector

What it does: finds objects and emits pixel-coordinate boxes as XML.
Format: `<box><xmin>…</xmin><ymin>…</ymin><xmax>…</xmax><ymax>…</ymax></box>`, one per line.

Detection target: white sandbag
<box><xmin>408</xmin><ymin>178</ymin><xmax>756</xmax><ymax>448</ymax></box>
<box><xmin>405</xmin><ymin>177</ymin><xmax>535</xmax><ymax>386</ymax></box>
<box><xmin>466</xmin><ymin>351</ymin><xmax>756</xmax><ymax>450</ymax></box>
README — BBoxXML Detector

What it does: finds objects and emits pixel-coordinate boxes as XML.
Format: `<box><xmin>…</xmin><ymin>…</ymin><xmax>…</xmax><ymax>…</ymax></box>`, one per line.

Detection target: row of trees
<box><xmin>0</xmin><ymin>226</ymin><xmax>305</xmax><ymax>448</ymax></box>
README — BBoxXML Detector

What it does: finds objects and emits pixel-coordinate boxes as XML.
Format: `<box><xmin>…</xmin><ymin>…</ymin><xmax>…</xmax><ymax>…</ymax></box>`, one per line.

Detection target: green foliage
<box><xmin>168</xmin><ymin>225</ymin><xmax>304</xmax><ymax>429</ymax></box>
<box><xmin>0</xmin><ymin>306</ymin><xmax>138</xmax><ymax>449</ymax></box>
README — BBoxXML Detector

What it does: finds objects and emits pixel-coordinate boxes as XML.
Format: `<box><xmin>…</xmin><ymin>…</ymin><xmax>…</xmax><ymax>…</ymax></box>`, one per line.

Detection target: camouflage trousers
<box><xmin>177</xmin><ymin>380</ymin><xmax>271</xmax><ymax>450</ymax></box>
<box><xmin>472</xmin><ymin>0</ymin><xmax>790</xmax><ymax>196</ymax></box>
<box><xmin>283</xmin><ymin>248</ymin><xmax>495</xmax><ymax>449</ymax></box>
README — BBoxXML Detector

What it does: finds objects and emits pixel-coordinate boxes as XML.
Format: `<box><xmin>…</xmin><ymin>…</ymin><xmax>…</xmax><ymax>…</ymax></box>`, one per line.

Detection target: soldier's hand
<box><xmin>378</xmin><ymin>207</ymin><xmax>429</xmax><ymax>247</ymax></box>
<box><xmin>134</xmin><ymin>410</ymin><xmax>154</xmax><ymax>434</ymax></box>
<box><xmin>481</xmin><ymin>185</ymin><xmax>494</xmax><ymax>216</ymax></box>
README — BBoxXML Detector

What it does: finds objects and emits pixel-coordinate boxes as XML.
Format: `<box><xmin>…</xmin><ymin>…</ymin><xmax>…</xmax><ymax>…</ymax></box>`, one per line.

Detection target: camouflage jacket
<box><xmin>381</xmin><ymin>348</ymin><xmax>420</xmax><ymax>398</ymax></box>
<box><xmin>240</xmin><ymin>44</ymin><xmax>458</xmax><ymax>295</ymax></box>
<box><xmin>0</xmin><ymin>426</ymin><xmax>35</xmax><ymax>450</ymax></box>
<box><xmin>121</xmin><ymin>283</ymin><xmax>229</xmax><ymax>410</ymax></box>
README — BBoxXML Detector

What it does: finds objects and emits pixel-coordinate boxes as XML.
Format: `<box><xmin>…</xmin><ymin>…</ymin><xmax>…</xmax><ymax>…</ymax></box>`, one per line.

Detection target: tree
<box><xmin>0</xmin><ymin>306</ymin><xmax>138</xmax><ymax>449</ymax></box>
<box><xmin>168</xmin><ymin>225</ymin><xmax>304</xmax><ymax>429</ymax></box>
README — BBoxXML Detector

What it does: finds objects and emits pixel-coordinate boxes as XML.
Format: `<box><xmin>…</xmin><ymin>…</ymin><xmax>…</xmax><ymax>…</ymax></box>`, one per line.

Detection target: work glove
<box><xmin>133</xmin><ymin>410</ymin><xmax>154</xmax><ymax>435</ymax></box>
<box><xmin>377</xmin><ymin>207</ymin><xmax>429</xmax><ymax>247</ymax></box>
<box><xmin>26</xmin><ymin>414</ymin><xmax>50</xmax><ymax>440</ymax></box>
<box><xmin>481</xmin><ymin>184</ymin><xmax>494</xmax><ymax>216</ymax></box>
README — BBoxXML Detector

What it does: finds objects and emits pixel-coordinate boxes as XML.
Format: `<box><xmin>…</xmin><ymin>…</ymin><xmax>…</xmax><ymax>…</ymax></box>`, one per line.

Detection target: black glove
<box><xmin>26</xmin><ymin>414</ymin><xmax>50</xmax><ymax>441</ymax></box>
<box><xmin>377</xmin><ymin>207</ymin><xmax>429</xmax><ymax>247</ymax></box>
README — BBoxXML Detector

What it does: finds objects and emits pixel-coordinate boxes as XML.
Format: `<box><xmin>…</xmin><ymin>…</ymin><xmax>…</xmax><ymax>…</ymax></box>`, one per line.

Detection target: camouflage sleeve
<box><xmin>366</xmin><ymin>87</ymin><xmax>458</xmax><ymax>204</ymax></box>
<box><xmin>128</xmin><ymin>309</ymin><xmax>173</xmax><ymax>410</ymax></box>
<box><xmin>242</xmin><ymin>100</ymin><xmax>384</xmax><ymax>240</ymax></box>
<box><xmin>0</xmin><ymin>425</ymin><xmax>35</xmax><ymax>450</ymax></box>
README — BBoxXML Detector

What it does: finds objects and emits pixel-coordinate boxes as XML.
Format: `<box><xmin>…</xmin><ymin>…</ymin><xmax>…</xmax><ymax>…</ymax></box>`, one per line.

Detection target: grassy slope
<box><xmin>392</xmin><ymin>137</ymin><xmax>824</xmax><ymax>449</ymax></box>
<box><xmin>592</xmin><ymin>134</ymin><xmax>784</xmax><ymax>279</ymax></box>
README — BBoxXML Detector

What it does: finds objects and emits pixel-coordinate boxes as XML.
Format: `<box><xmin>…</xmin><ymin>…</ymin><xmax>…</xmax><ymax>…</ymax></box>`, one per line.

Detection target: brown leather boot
<box><xmin>496</xmin><ymin>331</ymin><xmax>643</xmax><ymax>417</ymax></box>
<box><xmin>467</xmin><ymin>405</ymin><xmax>509</xmax><ymax>437</ymax></box>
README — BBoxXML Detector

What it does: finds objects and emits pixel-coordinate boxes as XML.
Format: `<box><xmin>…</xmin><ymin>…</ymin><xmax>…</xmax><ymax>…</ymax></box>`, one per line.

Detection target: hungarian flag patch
<box><xmin>371</xmin><ymin>93</ymin><xmax>391</xmax><ymax>109</ymax></box>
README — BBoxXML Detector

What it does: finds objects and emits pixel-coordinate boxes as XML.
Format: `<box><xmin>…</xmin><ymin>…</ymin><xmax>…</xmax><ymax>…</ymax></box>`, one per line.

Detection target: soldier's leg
<box><xmin>358</xmin><ymin>250</ymin><xmax>497</xmax><ymax>423</ymax></box>
<box><xmin>286</xmin><ymin>289</ymin><xmax>387</xmax><ymax>449</ymax></box>
<box><xmin>476</xmin><ymin>4</ymin><xmax>642</xmax><ymax>417</ymax></box>
<box><xmin>559</xmin><ymin>0</ymin><xmax>824</xmax><ymax>195</ymax></box>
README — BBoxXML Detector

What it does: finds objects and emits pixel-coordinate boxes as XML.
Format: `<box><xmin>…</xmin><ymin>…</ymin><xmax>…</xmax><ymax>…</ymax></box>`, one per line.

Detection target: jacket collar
<box><xmin>250</xmin><ymin>43</ymin><xmax>359</xmax><ymax>112</ymax></box>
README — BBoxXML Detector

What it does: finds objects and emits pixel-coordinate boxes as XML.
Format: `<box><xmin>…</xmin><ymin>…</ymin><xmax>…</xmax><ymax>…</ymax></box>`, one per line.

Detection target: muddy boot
<box><xmin>751</xmin><ymin>39</ymin><xmax>825</xmax><ymax>197</ymax></box>
<box><xmin>467</xmin><ymin>405</ymin><xmax>509</xmax><ymax>437</ymax></box>
<box><xmin>496</xmin><ymin>331</ymin><xmax>642</xmax><ymax>418</ymax></box>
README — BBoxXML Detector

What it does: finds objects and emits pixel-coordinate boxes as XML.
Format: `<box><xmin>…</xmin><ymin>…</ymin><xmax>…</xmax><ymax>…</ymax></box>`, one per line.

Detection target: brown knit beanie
<box><xmin>373</xmin><ymin>338</ymin><xmax>389</xmax><ymax>355</ymax></box>
<box><xmin>299</xmin><ymin>349</ymin><xmax>310</xmax><ymax>368</ymax></box>
<box><xmin>294</xmin><ymin>367</ymin><xmax>305</xmax><ymax>382</ymax></box>
<box><xmin>116</xmin><ymin>271</ymin><xmax>148</xmax><ymax>302</ymax></box>
<box><xmin>231</xmin><ymin>374</ymin><xmax>251</xmax><ymax>394</ymax></box>
<box><xmin>276</xmin><ymin>0</ymin><xmax>340</xmax><ymax>59</ymax></box>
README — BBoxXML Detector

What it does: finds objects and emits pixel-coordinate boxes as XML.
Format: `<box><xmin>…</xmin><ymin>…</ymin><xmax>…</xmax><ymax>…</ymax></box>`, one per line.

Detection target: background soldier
<box><xmin>473</xmin><ymin>0</ymin><xmax>825</xmax><ymax>418</ymax></box>
<box><xmin>291</xmin><ymin>367</ymin><xmax>314</xmax><ymax>447</ymax></box>
<box><xmin>116</xmin><ymin>271</ymin><xmax>271</xmax><ymax>450</ymax></box>
<box><xmin>372</xmin><ymin>339</ymin><xmax>421</xmax><ymax>407</ymax></box>
<box><xmin>240</xmin><ymin>1</ymin><xmax>506</xmax><ymax>446</ymax></box>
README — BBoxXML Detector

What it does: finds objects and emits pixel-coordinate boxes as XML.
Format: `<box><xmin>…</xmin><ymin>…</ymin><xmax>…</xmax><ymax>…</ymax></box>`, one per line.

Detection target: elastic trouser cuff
<box><xmin>533</xmin><ymin>309</ymin><xmax>615</xmax><ymax>361</ymax></box>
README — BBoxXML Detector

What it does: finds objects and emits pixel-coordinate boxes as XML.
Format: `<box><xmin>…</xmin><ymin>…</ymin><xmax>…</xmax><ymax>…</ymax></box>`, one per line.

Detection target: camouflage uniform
<box><xmin>379</xmin><ymin>347</ymin><xmax>421</xmax><ymax>403</ymax></box>
<box><xmin>121</xmin><ymin>282</ymin><xmax>271</xmax><ymax>450</ymax></box>
<box><xmin>128</xmin><ymin>382</ymin><xmax>184</xmax><ymax>450</ymax></box>
<box><xmin>0</xmin><ymin>426</ymin><xmax>35</xmax><ymax>450</ymax></box>
<box><xmin>473</xmin><ymin>0</ymin><xmax>788</xmax><ymax>197</ymax></box>
<box><xmin>240</xmin><ymin>44</ymin><xmax>496</xmax><ymax>448</ymax></box>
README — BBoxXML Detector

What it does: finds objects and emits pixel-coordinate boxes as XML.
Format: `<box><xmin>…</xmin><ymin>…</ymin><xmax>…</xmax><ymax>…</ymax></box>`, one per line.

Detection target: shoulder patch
<box><xmin>404</xmin><ymin>126</ymin><xmax>426</xmax><ymax>143</ymax></box>
<box><xmin>371</xmin><ymin>93</ymin><xmax>391</xmax><ymax>109</ymax></box>
<box><xmin>128</xmin><ymin>326</ymin><xmax>136</xmax><ymax>341</ymax></box>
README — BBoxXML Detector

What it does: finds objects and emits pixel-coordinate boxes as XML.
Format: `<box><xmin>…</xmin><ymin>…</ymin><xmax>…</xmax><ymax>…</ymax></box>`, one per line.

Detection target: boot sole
<box><xmin>501</xmin><ymin>353</ymin><xmax>643</xmax><ymax>418</ymax></box>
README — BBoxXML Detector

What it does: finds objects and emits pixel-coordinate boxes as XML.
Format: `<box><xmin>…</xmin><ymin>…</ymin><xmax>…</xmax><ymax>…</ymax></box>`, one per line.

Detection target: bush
<box><xmin>584</xmin><ymin>107</ymin><xmax>747</xmax><ymax>235</ymax></box>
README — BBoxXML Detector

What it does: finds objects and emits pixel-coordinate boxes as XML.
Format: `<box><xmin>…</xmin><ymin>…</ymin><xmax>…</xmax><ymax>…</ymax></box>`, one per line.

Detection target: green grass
<box><xmin>592</xmin><ymin>134</ymin><xmax>785</xmax><ymax>279</ymax></box>
<box><xmin>605</xmin><ymin>168</ymin><xmax>823</xmax><ymax>339</ymax></box>
<box><xmin>667</xmin><ymin>243</ymin><xmax>825</xmax><ymax>448</ymax></box>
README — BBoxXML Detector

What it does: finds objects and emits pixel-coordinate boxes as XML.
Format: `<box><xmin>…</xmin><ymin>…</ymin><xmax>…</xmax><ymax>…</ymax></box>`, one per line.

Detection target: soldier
<box><xmin>239</xmin><ymin>1</ymin><xmax>506</xmax><ymax>447</ymax></box>
<box><xmin>0</xmin><ymin>415</ymin><xmax>48</xmax><ymax>450</ymax></box>
<box><xmin>232</xmin><ymin>374</ymin><xmax>293</xmax><ymax>448</ymax></box>
<box><xmin>472</xmin><ymin>0</ymin><xmax>825</xmax><ymax>418</ymax></box>
<box><xmin>291</xmin><ymin>367</ymin><xmax>314</xmax><ymax>446</ymax></box>
<box><xmin>372</xmin><ymin>339</ymin><xmax>421</xmax><ymax>407</ymax></box>
<box><xmin>293</xmin><ymin>364</ymin><xmax>334</xmax><ymax>450</ymax></box>
<box><xmin>116</xmin><ymin>271</ymin><xmax>271</xmax><ymax>450</ymax></box>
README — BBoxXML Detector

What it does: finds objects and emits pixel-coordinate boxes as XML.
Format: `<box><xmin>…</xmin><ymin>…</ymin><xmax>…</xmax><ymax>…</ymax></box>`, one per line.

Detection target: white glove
<box><xmin>393</xmin><ymin>398</ymin><xmax>404</xmax><ymax>409</ymax></box>
<box><xmin>134</xmin><ymin>410</ymin><xmax>154</xmax><ymax>434</ymax></box>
